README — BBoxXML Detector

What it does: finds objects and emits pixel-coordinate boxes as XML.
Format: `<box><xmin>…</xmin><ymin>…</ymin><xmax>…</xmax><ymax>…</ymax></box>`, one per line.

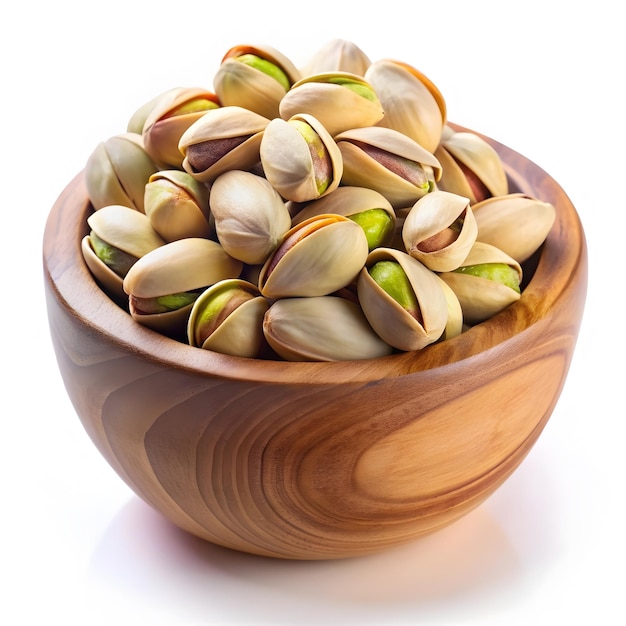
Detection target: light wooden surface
<box><xmin>43</xmin><ymin>128</ymin><xmax>587</xmax><ymax>559</ymax></box>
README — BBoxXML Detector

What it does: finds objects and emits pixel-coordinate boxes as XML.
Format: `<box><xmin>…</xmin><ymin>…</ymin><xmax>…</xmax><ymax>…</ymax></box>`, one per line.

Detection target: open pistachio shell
<box><xmin>260</xmin><ymin>113</ymin><xmax>343</xmax><ymax>203</ymax></box>
<box><xmin>435</xmin><ymin>126</ymin><xmax>509</xmax><ymax>203</ymax></box>
<box><xmin>291</xmin><ymin>186</ymin><xmax>396</xmax><ymax>250</ymax></box>
<box><xmin>301</xmin><ymin>39</ymin><xmax>372</xmax><ymax>77</ymax></box>
<box><xmin>472</xmin><ymin>193</ymin><xmax>556</xmax><ymax>263</ymax></box>
<box><xmin>364</xmin><ymin>59</ymin><xmax>446</xmax><ymax>153</ymax></box>
<box><xmin>187</xmin><ymin>279</ymin><xmax>270</xmax><ymax>358</ymax></box>
<box><xmin>259</xmin><ymin>214</ymin><xmax>369</xmax><ymax>298</ymax></box>
<box><xmin>279</xmin><ymin>71</ymin><xmax>384</xmax><ymax>136</ymax></box>
<box><xmin>82</xmin><ymin>204</ymin><xmax>165</xmax><ymax>307</ymax></box>
<box><xmin>439</xmin><ymin>241</ymin><xmax>523</xmax><ymax>325</ymax></box>
<box><xmin>144</xmin><ymin>170</ymin><xmax>212</xmax><ymax>241</ymax></box>
<box><xmin>142</xmin><ymin>87</ymin><xmax>221</xmax><ymax>169</ymax></box>
<box><xmin>209</xmin><ymin>170</ymin><xmax>292</xmax><ymax>265</ymax></box>
<box><xmin>123</xmin><ymin>237</ymin><xmax>242</xmax><ymax>300</ymax></box>
<box><xmin>357</xmin><ymin>247</ymin><xmax>449</xmax><ymax>351</ymax></box>
<box><xmin>179</xmin><ymin>105</ymin><xmax>270</xmax><ymax>184</ymax></box>
<box><xmin>437</xmin><ymin>274</ymin><xmax>464</xmax><ymax>340</ymax></box>
<box><xmin>127</xmin><ymin>87</ymin><xmax>180</xmax><ymax>135</ymax></box>
<box><xmin>402</xmin><ymin>190</ymin><xmax>478</xmax><ymax>272</ymax></box>
<box><xmin>213</xmin><ymin>44</ymin><xmax>301</xmax><ymax>119</ymax></box>
<box><xmin>334</xmin><ymin>126</ymin><xmax>442</xmax><ymax>210</ymax></box>
<box><xmin>263</xmin><ymin>296</ymin><xmax>393</xmax><ymax>362</ymax></box>
<box><xmin>85</xmin><ymin>133</ymin><xmax>158</xmax><ymax>212</ymax></box>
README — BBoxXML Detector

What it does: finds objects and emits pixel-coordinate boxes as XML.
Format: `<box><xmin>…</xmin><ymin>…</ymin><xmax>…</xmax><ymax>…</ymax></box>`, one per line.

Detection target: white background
<box><xmin>3</xmin><ymin>1</ymin><xmax>622</xmax><ymax>624</ymax></box>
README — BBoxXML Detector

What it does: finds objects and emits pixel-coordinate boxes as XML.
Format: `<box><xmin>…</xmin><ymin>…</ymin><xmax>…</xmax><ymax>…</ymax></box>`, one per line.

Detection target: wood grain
<box><xmin>43</xmin><ymin>127</ymin><xmax>588</xmax><ymax>559</ymax></box>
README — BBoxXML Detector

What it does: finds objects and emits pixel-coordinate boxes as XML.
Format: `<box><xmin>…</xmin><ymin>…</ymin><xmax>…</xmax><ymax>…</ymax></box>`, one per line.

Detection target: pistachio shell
<box><xmin>263</xmin><ymin>296</ymin><xmax>393</xmax><ymax>361</ymax></box>
<box><xmin>472</xmin><ymin>193</ymin><xmax>556</xmax><ymax>263</ymax></box>
<box><xmin>279</xmin><ymin>71</ymin><xmax>384</xmax><ymax>136</ymax></box>
<box><xmin>209</xmin><ymin>170</ymin><xmax>292</xmax><ymax>265</ymax></box>
<box><xmin>301</xmin><ymin>39</ymin><xmax>372</xmax><ymax>77</ymax></box>
<box><xmin>439</xmin><ymin>241</ymin><xmax>522</xmax><ymax>325</ymax></box>
<box><xmin>260</xmin><ymin>113</ymin><xmax>343</xmax><ymax>203</ymax></box>
<box><xmin>187</xmin><ymin>279</ymin><xmax>270</xmax><ymax>358</ymax></box>
<box><xmin>357</xmin><ymin>247</ymin><xmax>448</xmax><ymax>351</ymax></box>
<box><xmin>213</xmin><ymin>44</ymin><xmax>301</xmax><ymax>119</ymax></box>
<box><xmin>178</xmin><ymin>105</ymin><xmax>270</xmax><ymax>184</ymax></box>
<box><xmin>334</xmin><ymin>126</ymin><xmax>441</xmax><ymax>210</ymax></box>
<box><xmin>435</xmin><ymin>126</ymin><xmax>508</xmax><ymax>202</ymax></box>
<box><xmin>87</xmin><ymin>204</ymin><xmax>165</xmax><ymax>258</ymax></box>
<box><xmin>402</xmin><ymin>190</ymin><xmax>477</xmax><ymax>272</ymax></box>
<box><xmin>85</xmin><ymin>133</ymin><xmax>158</xmax><ymax>212</ymax></box>
<box><xmin>123</xmin><ymin>237</ymin><xmax>242</xmax><ymax>299</ymax></box>
<box><xmin>142</xmin><ymin>87</ymin><xmax>221</xmax><ymax>168</ymax></box>
<box><xmin>436</xmin><ymin>275</ymin><xmax>464</xmax><ymax>340</ymax></box>
<box><xmin>364</xmin><ymin>59</ymin><xmax>446</xmax><ymax>153</ymax></box>
<box><xmin>144</xmin><ymin>170</ymin><xmax>212</xmax><ymax>241</ymax></box>
<box><xmin>259</xmin><ymin>214</ymin><xmax>369</xmax><ymax>298</ymax></box>
<box><xmin>81</xmin><ymin>236</ymin><xmax>127</xmax><ymax>309</ymax></box>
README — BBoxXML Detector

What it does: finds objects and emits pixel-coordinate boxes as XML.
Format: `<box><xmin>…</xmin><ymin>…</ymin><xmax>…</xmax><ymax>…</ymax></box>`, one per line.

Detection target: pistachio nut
<box><xmin>402</xmin><ymin>190</ymin><xmax>478</xmax><ymax>272</ymax></box>
<box><xmin>187</xmin><ymin>278</ymin><xmax>270</xmax><ymax>358</ymax></box>
<box><xmin>81</xmin><ymin>204</ymin><xmax>165</xmax><ymax>307</ymax></box>
<box><xmin>291</xmin><ymin>186</ymin><xmax>395</xmax><ymax>251</ymax></box>
<box><xmin>334</xmin><ymin>126</ymin><xmax>442</xmax><ymax>210</ymax></box>
<box><xmin>143</xmin><ymin>170</ymin><xmax>212</xmax><ymax>242</ymax></box>
<box><xmin>127</xmin><ymin>87</ymin><xmax>180</xmax><ymax>135</ymax></box>
<box><xmin>279</xmin><ymin>71</ymin><xmax>384</xmax><ymax>136</ymax></box>
<box><xmin>260</xmin><ymin>113</ymin><xmax>343</xmax><ymax>203</ymax></box>
<box><xmin>209</xmin><ymin>170</ymin><xmax>292</xmax><ymax>265</ymax></box>
<box><xmin>178</xmin><ymin>105</ymin><xmax>270</xmax><ymax>184</ymax></box>
<box><xmin>364</xmin><ymin>59</ymin><xmax>446</xmax><ymax>153</ymax></box>
<box><xmin>439</xmin><ymin>241</ymin><xmax>522</xmax><ymax>325</ymax></box>
<box><xmin>85</xmin><ymin>133</ymin><xmax>158</xmax><ymax>212</ymax></box>
<box><xmin>142</xmin><ymin>87</ymin><xmax>221</xmax><ymax>168</ymax></box>
<box><xmin>123</xmin><ymin>237</ymin><xmax>243</xmax><ymax>338</ymax></box>
<box><xmin>258</xmin><ymin>214</ymin><xmax>369</xmax><ymax>299</ymax></box>
<box><xmin>213</xmin><ymin>44</ymin><xmax>301</xmax><ymax>119</ymax></box>
<box><xmin>262</xmin><ymin>295</ymin><xmax>393</xmax><ymax>361</ymax></box>
<box><xmin>435</xmin><ymin>125</ymin><xmax>509</xmax><ymax>203</ymax></box>
<box><xmin>472</xmin><ymin>193</ymin><xmax>556</xmax><ymax>263</ymax></box>
<box><xmin>357</xmin><ymin>247</ymin><xmax>448</xmax><ymax>351</ymax></box>
<box><xmin>301</xmin><ymin>39</ymin><xmax>372</xmax><ymax>77</ymax></box>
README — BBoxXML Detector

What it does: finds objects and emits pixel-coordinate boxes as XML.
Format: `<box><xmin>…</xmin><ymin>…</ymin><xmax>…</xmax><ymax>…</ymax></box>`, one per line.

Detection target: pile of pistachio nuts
<box><xmin>81</xmin><ymin>39</ymin><xmax>556</xmax><ymax>361</ymax></box>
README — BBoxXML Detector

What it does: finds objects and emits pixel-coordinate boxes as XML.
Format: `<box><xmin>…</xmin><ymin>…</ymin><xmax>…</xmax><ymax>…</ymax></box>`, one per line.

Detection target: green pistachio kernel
<box><xmin>349</xmin><ymin>209</ymin><xmax>394</xmax><ymax>251</ymax></box>
<box><xmin>368</xmin><ymin>260</ymin><xmax>419</xmax><ymax>316</ymax></box>
<box><xmin>454</xmin><ymin>262</ymin><xmax>521</xmax><ymax>293</ymax></box>
<box><xmin>236</xmin><ymin>53</ymin><xmax>291</xmax><ymax>91</ymax></box>
<box><xmin>327</xmin><ymin>77</ymin><xmax>377</xmax><ymax>102</ymax></box>
<box><xmin>155</xmin><ymin>291</ymin><xmax>200</xmax><ymax>312</ymax></box>
<box><xmin>169</xmin><ymin>97</ymin><xmax>220</xmax><ymax>117</ymax></box>
<box><xmin>290</xmin><ymin>119</ymin><xmax>332</xmax><ymax>195</ymax></box>
<box><xmin>89</xmin><ymin>231</ymin><xmax>138</xmax><ymax>277</ymax></box>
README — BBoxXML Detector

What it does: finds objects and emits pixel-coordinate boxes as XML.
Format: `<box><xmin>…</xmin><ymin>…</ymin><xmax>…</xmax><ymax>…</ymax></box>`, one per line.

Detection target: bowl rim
<box><xmin>43</xmin><ymin>124</ymin><xmax>587</xmax><ymax>385</ymax></box>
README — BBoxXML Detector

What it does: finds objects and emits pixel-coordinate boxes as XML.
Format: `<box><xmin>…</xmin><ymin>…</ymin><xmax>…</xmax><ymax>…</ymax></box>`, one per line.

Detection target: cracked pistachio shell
<box><xmin>141</xmin><ymin>87</ymin><xmax>221</xmax><ymax>169</ymax></box>
<box><xmin>334</xmin><ymin>126</ymin><xmax>442</xmax><ymax>210</ymax></box>
<box><xmin>144</xmin><ymin>170</ymin><xmax>212</xmax><ymax>242</ymax></box>
<box><xmin>263</xmin><ymin>296</ymin><xmax>393</xmax><ymax>362</ymax></box>
<box><xmin>260</xmin><ymin>113</ymin><xmax>343</xmax><ymax>203</ymax></box>
<box><xmin>439</xmin><ymin>241</ymin><xmax>523</xmax><ymax>325</ymax></box>
<box><xmin>82</xmin><ymin>204</ymin><xmax>165</xmax><ymax>307</ymax></box>
<box><xmin>123</xmin><ymin>237</ymin><xmax>243</xmax><ymax>300</ymax></box>
<box><xmin>364</xmin><ymin>59</ymin><xmax>446</xmax><ymax>153</ymax></box>
<box><xmin>127</xmin><ymin>87</ymin><xmax>180</xmax><ymax>135</ymax></box>
<box><xmin>435</xmin><ymin>126</ymin><xmax>508</xmax><ymax>203</ymax></box>
<box><xmin>357</xmin><ymin>247</ymin><xmax>449</xmax><ymax>351</ymax></box>
<box><xmin>259</xmin><ymin>214</ymin><xmax>369</xmax><ymax>299</ymax></box>
<box><xmin>213</xmin><ymin>44</ymin><xmax>301</xmax><ymax>119</ymax></box>
<box><xmin>291</xmin><ymin>186</ymin><xmax>396</xmax><ymax>250</ymax></box>
<box><xmin>402</xmin><ymin>190</ymin><xmax>478</xmax><ymax>272</ymax></box>
<box><xmin>472</xmin><ymin>193</ymin><xmax>556</xmax><ymax>263</ymax></box>
<box><xmin>85</xmin><ymin>133</ymin><xmax>158</xmax><ymax>212</ymax></box>
<box><xmin>178</xmin><ymin>105</ymin><xmax>270</xmax><ymax>184</ymax></box>
<box><xmin>187</xmin><ymin>279</ymin><xmax>270</xmax><ymax>358</ymax></box>
<box><xmin>279</xmin><ymin>71</ymin><xmax>384</xmax><ymax>136</ymax></box>
<box><xmin>209</xmin><ymin>170</ymin><xmax>292</xmax><ymax>265</ymax></box>
<box><xmin>301</xmin><ymin>39</ymin><xmax>372</xmax><ymax>77</ymax></box>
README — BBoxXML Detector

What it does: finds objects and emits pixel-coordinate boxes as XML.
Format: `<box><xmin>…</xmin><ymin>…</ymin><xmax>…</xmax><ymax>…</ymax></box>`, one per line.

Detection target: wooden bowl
<box><xmin>43</xmin><ymin>127</ymin><xmax>587</xmax><ymax>560</ymax></box>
